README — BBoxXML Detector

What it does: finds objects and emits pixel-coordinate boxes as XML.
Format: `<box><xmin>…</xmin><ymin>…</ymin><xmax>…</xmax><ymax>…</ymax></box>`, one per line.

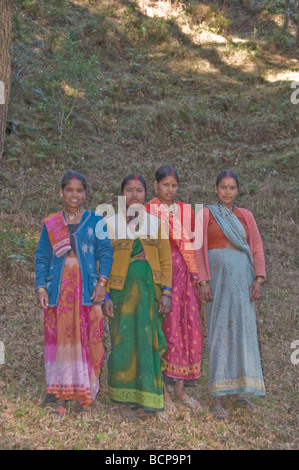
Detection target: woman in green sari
<box><xmin>103</xmin><ymin>175</ymin><xmax>172</xmax><ymax>419</ymax></box>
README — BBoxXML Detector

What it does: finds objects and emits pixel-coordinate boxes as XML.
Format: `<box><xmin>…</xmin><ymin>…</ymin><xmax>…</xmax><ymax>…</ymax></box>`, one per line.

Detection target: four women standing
<box><xmin>35</xmin><ymin>167</ymin><xmax>266</xmax><ymax>419</ymax></box>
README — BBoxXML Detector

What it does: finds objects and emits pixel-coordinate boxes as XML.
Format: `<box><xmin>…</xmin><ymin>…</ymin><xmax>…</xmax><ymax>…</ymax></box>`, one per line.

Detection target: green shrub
<box><xmin>0</xmin><ymin>222</ymin><xmax>37</xmax><ymax>279</ymax></box>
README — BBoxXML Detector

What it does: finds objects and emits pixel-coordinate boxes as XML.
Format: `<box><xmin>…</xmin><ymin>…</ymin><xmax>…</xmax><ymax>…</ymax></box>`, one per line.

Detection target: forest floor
<box><xmin>0</xmin><ymin>0</ymin><xmax>298</xmax><ymax>450</ymax></box>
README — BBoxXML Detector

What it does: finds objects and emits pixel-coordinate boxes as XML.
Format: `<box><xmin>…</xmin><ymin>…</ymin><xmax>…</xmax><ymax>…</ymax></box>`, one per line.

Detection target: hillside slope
<box><xmin>0</xmin><ymin>0</ymin><xmax>298</xmax><ymax>450</ymax></box>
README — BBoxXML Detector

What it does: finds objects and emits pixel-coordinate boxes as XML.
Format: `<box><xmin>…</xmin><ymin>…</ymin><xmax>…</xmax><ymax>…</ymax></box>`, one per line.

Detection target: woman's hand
<box><xmin>91</xmin><ymin>284</ymin><xmax>106</xmax><ymax>305</ymax></box>
<box><xmin>102</xmin><ymin>299</ymin><xmax>114</xmax><ymax>318</ymax></box>
<box><xmin>249</xmin><ymin>281</ymin><xmax>263</xmax><ymax>301</ymax></box>
<box><xmin>159</xmin><ymin>295</ymin><xmax>172</xmax><ymax>315</ymax></box>
<box><xmin>198</xmin><ymin>284</ymin><xmax>213</xmax><ymax>302</ymax></box>
<box><xmin>37</xmin><ymin>290</ymin><xmax>49</xmax><ymax>309</ymax></box>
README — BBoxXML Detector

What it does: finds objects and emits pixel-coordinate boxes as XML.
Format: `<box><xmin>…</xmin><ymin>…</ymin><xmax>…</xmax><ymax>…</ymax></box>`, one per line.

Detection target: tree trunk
<box><xmin>284</xmin><ymin>0</ymin><xmax>291</xmax><ymax>30</ymax></box>
<box><xmin>0</xmin><ymin>0</ymin><xmax>13</xmax><ymax>164</ymax></box>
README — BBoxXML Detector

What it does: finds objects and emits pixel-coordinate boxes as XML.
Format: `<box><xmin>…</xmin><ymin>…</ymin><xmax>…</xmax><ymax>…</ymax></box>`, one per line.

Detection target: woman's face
<box><xmin>60</xmin><ymin>178</ymin><xmax>86</xmax><ymax>212</ymax></box>
<box><xmin>154</xmin><ymin>175</ymin><xmax>178</xmax><ymax>205</ymax></box>
<box><xmin>122</xmin><ymin>179</ymin><xmax>146</xmax><ymax>208</ymax></box>
<box><xmin>215</xmin><ymin>176</ymin><xmax>238</xmax><ymax>208</ymax></box>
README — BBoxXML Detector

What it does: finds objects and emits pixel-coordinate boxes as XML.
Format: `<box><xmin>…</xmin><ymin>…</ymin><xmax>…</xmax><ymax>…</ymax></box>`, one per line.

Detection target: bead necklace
<box><xmin>64</xmin><ymin>208</ymin><xmax>84</xmax><ymax>221</ymax></box>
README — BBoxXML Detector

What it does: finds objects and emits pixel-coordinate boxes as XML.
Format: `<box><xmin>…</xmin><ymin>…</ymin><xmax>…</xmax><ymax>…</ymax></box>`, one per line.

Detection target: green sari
<box><xmin>108</xmin><ymin>239</ymin><xmax>167</xmax><ymax>412</ymax></box>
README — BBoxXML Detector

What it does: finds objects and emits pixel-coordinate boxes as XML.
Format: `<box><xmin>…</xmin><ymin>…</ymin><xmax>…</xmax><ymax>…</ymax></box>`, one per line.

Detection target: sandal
<box><xmin>213</xmin><ymin>406</ymin><xmax>229</xmax><ymax>419</ymax></box>
<box><xmin>41</xmin><ymin>393</ymin><xmax>56</xmax><ymax>407</ymax></box>
<box><xmin>175</xmin><ymin>391</ymin><xmax>202</xmax><ymax>412</ymax></box>
<box><xmin>237</xmin><ymin>398</ymin><xmax>257</xmax><ymax>414</ymax></box>
<box><xmin>164</xmin><ymin>391</ymin><xmax>176</xmax><ymax>412</ymax></box>
<box><xmin>75</xmin><ymin>406</ymin><xmax>92</xmax><ymax>420</ymax></box>
<box><xmin>50</xmin><ymin>400</ymin><xmax>68</xmax><ymax>418</ymax></box>
<box><xmin>213</xmin><ymin>397</ymin><xmax>229</xmax><ymax>419</ymax></box>
<box><xmin>164</xmin><ymin>401</ymin><xmax>176</xmax><ymax>412</ymax></box>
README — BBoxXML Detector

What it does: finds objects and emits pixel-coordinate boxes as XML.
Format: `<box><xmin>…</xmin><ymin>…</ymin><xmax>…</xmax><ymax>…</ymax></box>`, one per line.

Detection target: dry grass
<box><xmin>0</xmin><ymin>0</ymin><xmax>298</xmax><ymax>450</ymax></box>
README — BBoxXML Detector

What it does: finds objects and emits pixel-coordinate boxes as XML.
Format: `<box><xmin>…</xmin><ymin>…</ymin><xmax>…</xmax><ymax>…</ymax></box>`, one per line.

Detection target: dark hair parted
<box><xmin>61</xmin><ymin>171</ymin><xmax>87</xmax><ymax>191</ymax></box>
<box><xmin>121</xmin><ymin>174</ymin><xmax>147</xmax><ymax>195</ymax></box>
<box><xmin>215</xmin><ymin>170</ymin><xmax>239</xmax><ymax>188</ymax></box>
<box><xmin>155</xmin><ymin>165</ymin><xmax>179</xmax><ymax>183</ymax></box>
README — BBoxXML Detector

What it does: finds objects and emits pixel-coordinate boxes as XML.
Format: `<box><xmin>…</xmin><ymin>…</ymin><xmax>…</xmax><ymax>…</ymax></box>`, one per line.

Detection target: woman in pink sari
<box><xmin>35</xmin><ymin>171</ymin><xmax>113</xmax><ymax>418</ymax></box>
<box><xmin>145</xmin><ymin>166</ymin><xmax>203</xmax><ymax>412</ymax></box>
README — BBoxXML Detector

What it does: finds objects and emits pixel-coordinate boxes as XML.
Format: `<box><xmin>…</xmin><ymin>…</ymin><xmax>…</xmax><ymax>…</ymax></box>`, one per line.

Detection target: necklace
<box><xmin>64</xmin><ymin>208</ymin><xmax>84</xmax><ymax>221</ymax></box>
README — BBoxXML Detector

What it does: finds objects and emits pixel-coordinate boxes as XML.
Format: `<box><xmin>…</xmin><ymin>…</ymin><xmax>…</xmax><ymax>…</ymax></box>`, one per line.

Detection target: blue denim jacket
<box><xmin>35</xmin><ymin>210</ymin><xmax>113</xmax><ymax>306</ymax></box>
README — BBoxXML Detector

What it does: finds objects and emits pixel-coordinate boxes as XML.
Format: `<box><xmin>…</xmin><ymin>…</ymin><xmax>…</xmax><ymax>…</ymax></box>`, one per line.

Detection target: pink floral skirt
<box><xmin>44</xmin><ymin>256</ymin><xmax>104</xmax><ymax>408</ymax></box>
<box><xmin>163</xmin><ymin>245</ymin><xmax>203</xmax><ymax>382</ymax></box>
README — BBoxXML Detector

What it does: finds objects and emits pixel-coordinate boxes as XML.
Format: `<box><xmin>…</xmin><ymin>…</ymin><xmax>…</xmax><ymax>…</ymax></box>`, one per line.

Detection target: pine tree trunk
<box><xmin>0</xmin><ymin>0</ymin><xmax>13</xmax><ymax>164</ymax></box>
<box><xmin>284</xmin><ymin>0</ymin><xmax>291</xmax><ymax>30</ymax></box>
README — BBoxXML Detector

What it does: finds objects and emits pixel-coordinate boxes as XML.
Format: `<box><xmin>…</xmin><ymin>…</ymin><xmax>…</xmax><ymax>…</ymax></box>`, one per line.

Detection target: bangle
<box><xmin>162</xmin><ymin>291</ymin><xmax>172</xmax><ymax>298</ymax></box>
<box><xmin>105</xmin><ymin>293</ymin><xmax>111</xmax><ymax>301</ymax></box>
<box><xmin>97</xmin><ymin>277</ymin><xmax>108</xmax><ymax>287</ymax></box>
<box><xmin>162</xmin><ymin>286</ymin><xmax>172</xmax><ymax>292</ymax></box>
<box><xmin>36</xmin><ymin>287</ymin><xmax>46</xmax><ymax>294</ymax></box>
<box><xmin>97</xmin><ymin>282</ymin><xmax>107</xmax><ymax>287</ymax></box>
<box><xmin>199</xmin><ymin>281</ymin><xmax>209</xmax><ymax>286</ymax></box>
<box><xmin>162</xmin><ymin>287</ymin><xmax>172</xmax><ymax>297</ymax></box>
<box><xmin>255</xmin><ymin>277</ymin><xmax>265</xmax><ymax>286</ymax></box>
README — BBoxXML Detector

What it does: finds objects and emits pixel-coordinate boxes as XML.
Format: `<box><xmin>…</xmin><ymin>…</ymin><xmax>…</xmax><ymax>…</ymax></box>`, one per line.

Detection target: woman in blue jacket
<box><xmin>35</xmin><ymin>171</ymin><xmax>113</xmax><ymax>418</ymax></box>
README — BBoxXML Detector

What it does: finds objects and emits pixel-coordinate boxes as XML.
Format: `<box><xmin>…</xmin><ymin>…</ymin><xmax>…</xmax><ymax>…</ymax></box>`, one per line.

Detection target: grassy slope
<box><xmin>0</xmin><ymin>0</ymin><xmax>298</xmax><ymax>449</ymax></box>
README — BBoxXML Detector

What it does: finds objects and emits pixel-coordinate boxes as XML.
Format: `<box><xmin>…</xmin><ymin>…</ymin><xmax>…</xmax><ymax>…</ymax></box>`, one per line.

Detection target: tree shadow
<box><xmin>7</xmin><ymin>0</ymin><xmax>299</xmax><ymax>179</ymax></box>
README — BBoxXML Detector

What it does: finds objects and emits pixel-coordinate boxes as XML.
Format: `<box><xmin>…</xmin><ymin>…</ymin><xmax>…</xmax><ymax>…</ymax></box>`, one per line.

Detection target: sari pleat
<box><xmin>108</xmin><ymin>239</ymin><xmax>167</xmax><ymax>412</ymax></box>
<box><xmin>44</xmin><ymin>256</ymin><xmax>104</xmax><ymax>408</ymax></box>
<box><xmin>206</xmin><ymin>203</ymin><xmax>266</xmax><ymax>397</ymax></box>
<box><xmin>146</xmin><ymin>198</ymin><xmax>203</xmax><ymax>384</ymax></box>
<box><xmin>163</xmin><ymin>245</ymin><xmax>203</xmax><ymax>382</ymax></box>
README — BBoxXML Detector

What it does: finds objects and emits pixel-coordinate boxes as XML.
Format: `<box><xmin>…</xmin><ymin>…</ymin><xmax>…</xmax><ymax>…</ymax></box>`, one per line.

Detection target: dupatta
<box><xmin>148</xmin><ymin>197</ymin><xmax>199</xmax><ymax>280</ymax></box>
<box><xmin>207</xmin><ymin>203</ymin><xmax>253</xmax><ymax>265</ymax></box>
<box><xmin>43</xmin><ymin>211</ymin><xmax>71</xmax><ymax>257</ymax></box>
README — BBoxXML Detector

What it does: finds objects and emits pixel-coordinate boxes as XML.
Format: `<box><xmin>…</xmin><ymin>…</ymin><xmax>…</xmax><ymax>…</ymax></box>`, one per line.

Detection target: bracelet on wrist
<box><xmin>255</xmin><ymin>277</ymin><xmax>265</xmax><ymax>286</ymax></box>
<box><xmin>97</xmin><ymin>277</ymin><xmax>108</xmax><ymax>287</ymax></box>
<box><xmin>97</xmin><ymin>282</ymin><xmax>107</xmax><ymax>287</ymax></box>
<box><xmin>162</xmin><ymin>292</ymin><xmax>172</xmax><ymax>298</ymax></box>
<box><xmin>105</xmin><ymin>293</ymin><xmax>111</xmax><ymax>301</ymax></box>
<box><xmin>199</xmin><ymin>280</ymin><xmax>209</xmax><ymax>286</ymax></box>
<box><xmin>36</xmin><ymin>287</ymin><xmax>46</xmax><ymax>294</ymax></box>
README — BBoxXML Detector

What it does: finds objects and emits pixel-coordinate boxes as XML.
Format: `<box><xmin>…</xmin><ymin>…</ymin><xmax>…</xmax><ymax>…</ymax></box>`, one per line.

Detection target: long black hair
<box><xmin>61</xmin><ymin>171</ymin><xmax>87</xmax><ymax>191</ymax></box>
<box><xmin>215</xmin><ymin>169</ymin><xmax>239</xmax><ymax>188</ymax></box>
<box><xmin>155</xmin><ymin>165</ymin><xmax>179</xmax><ymax>183</ymax></box>
<box><xmin>121</xmin><ymin>174</ymin><xmax>147</xmax><ymax>196</ymax></box>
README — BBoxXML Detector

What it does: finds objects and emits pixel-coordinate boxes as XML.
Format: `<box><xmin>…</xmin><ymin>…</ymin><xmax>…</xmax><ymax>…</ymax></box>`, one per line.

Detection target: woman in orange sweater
<box><xmin>196</xmin><ymin>170</ymin><xmax>266</xmax><ymax>418</ymax></box>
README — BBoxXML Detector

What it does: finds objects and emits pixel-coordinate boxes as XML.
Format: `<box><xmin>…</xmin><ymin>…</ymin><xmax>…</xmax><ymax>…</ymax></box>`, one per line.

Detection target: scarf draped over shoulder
<box><xmin>207</xmin><ymin>203</ymin><xmax>253</xmax><ymax>265</ymax></box>
<box><xmin>148</xmin><ymin>197</ymin><xmax>199</xmax><ymax>280</ymax></box>
<box><xmin>43</xmin><ymin>211</ymin><xmax>71</xmax><ymax>257</ymax></box>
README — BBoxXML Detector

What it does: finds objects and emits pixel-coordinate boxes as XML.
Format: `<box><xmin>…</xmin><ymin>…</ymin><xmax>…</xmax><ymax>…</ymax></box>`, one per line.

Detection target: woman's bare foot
<box><xmin>119</xmin><ymin>405</ymin><xmax>139</xmax><ymax>422</ymax></box>
<box><xmin>163</xmin><ymin>386</ymin><xmax>176</xmax><ymax>412</ymax></box>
